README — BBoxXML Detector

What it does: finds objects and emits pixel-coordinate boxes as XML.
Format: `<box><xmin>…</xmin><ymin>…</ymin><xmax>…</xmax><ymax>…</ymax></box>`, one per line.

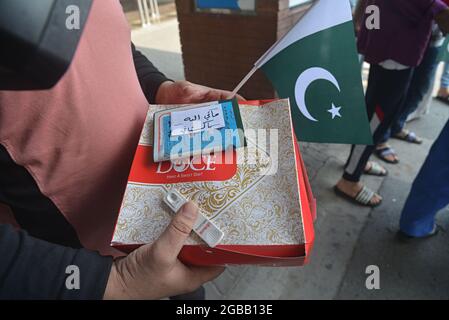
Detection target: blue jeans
<box><xmin>441</xmin><ymin>63</ymin><xmax>449</xmax><ymax>89</ymax></box>
<box><xmin>399</xmin><ymin>120</ymin><xmax>449</xmax><ymax>237</ymax></box>
<box><xmin>381</xmin><ymin>45</ymin><xmax>440</xmax><ymax>143</ymax></box>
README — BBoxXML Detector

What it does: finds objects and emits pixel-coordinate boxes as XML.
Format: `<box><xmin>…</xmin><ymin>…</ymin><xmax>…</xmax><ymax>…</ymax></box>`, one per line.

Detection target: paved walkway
<box><xmin>132</xmin><ymin>20</ymin><xmax>449</xmax><ymax>300</ymax></box>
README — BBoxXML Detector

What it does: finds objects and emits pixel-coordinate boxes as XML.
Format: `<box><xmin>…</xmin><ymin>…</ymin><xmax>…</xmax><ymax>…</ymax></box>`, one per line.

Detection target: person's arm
<box><xmin>131</xmin><ymin>43</ymin><xmax>244</xmax><ymax>105</ymax></box>
<box><xmin>389</xmin><ymin>0</ymin><xmax>448</xmax><ymax>23</ymax></box>
<box><xmin>104</xmin><ymin>202</ymin><xmax>224</xmax><ymax>300</ymax></box>
<box><xmin>435</xmin><ymin>4</ymin><xmax>449</xmax><ymax>34</ymax></box>
<box><xmin>0</xmin><ymin>224</ymin><xmax>112</xmax><ymax>299</ymax></box>
<box><xmin>0</xmin><ymin>202</ymin><xmax>223</xmax><ymax>300</ymax></box>
<box><xmin>131</xmin><ymin>43</ymin><xmax>172</xmax><ymax>104</ymax></box>
<box><xmin>430</xmin><ymin>0</ymin><xmax>449</xmax><ymax>17</ymax></box>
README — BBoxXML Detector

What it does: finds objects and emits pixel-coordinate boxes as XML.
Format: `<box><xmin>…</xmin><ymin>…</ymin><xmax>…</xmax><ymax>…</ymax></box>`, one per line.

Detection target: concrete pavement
<box><xmin>132</xmin><ymin>19</ymin><xmax>449</xmax><ymax>300</ymax></box>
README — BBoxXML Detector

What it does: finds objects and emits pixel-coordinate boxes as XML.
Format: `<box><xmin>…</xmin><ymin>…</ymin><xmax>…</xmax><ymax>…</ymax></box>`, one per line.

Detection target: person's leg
<box><xmin>441</xmin><ymin>62</ymin><xmax>449</xmax><ymax>89</ymax></box>
<box><xmin>399</xmin><ymin>120</ymin><xmax>449</xmax><ymax>237</ymax></box>
<box><xmin>341</xmin><ymin>65</ymin><xmax>382</xmax><ymax>183</ymax></box>
<box><xmin>379</xmin><ymin>127</ymin><xmax>392</xmax><ymax>146</ymax></box>
<box><xmin>378</xmin><ymin>46</ymin><xmax>440</xmax><ymax>145</ymax></box>
<box><xmin>375</xmin><ymin>65</ymin><xmax>418</xmax><ymax>162</ymax></box>
<box><xmin>391</xmin><ymin>46</ymin><xmax>440</xmax><ymax>136</ymax></box>
<box><xmin>337</xmin><ymin>65</ymin><xmax>414</xmax><ymax>205</ymax></box>
<box><xmin>437</xmin><ymin>62</ymin><xmax>449</xmax><ymax>98</ymax></box>
<box><xmin>345</xmin><ymin>65</ymin><xmax>413</xmax><ymax>180</ymax></box>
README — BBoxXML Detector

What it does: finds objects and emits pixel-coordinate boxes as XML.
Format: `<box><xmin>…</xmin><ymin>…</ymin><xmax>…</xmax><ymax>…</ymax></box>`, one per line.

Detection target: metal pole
<box><xmin>142</xmin><ymin>0</ymin><xmax>152</xmax><ymax>26</ymax></box>
<box><xmin>153</xmin><ymin>0</ymin><xmax>161</xmax><ymax>22</ymax></box>
<box><xmin>149</xmin><ymin>0</ymin><xmax>156</xmax><ymax>19</ymax></box>
<box><xmin>136</xmin><ymin>0</ymin><xmax>147</xmax><ymax>27</ymax></box>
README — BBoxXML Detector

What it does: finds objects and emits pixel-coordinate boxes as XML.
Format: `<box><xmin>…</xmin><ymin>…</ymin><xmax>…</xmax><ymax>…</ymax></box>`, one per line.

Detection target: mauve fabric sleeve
<box><xmin>390</xmin><ymin>0</ymin><xmax>448</xmax><ymax>23</ymax></box>
<box><xmin>0</xmin><ymin>224</ymin><xmax>113</xmax><ymax>299</ymax></box>
<box><xmin>132</xmin><ymin>43</ymin><xmax>172</xmax><ymax>104</ymax></box>
<box><xmin>432</xmin><ymin>0</ymin><xmax>449</xmax><ymax>15</ymax></box>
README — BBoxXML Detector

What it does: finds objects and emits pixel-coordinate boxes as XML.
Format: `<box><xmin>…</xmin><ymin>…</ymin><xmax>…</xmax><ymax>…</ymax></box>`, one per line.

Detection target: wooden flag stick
<box><xmin>231</xmin><ymin>1</ymin><xmax>320</xmax><ymax>98</ymax></box>
<box><xmin>231</xmin><ymin>65</ymin><xmax>258</xmax><ymax>97</ymax></box>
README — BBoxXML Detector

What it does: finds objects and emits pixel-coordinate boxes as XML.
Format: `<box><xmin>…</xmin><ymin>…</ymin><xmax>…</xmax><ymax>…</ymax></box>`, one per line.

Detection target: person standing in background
<box><xmin>334</xmin><ymin>0</ymin><xmax>449</xmax><ymax>207</ymax></box>
<box><xmin>436</xmin><ymin>63</ymin><xmax>449</xmax><ymax>104</ymax></box>
<box><xmin>377</xmin><ymin>25</ymin><xmax>445</xmax><ymax>150</ymax></box>
<box><xmin>398</xmin><ymin>119</ymin><xmax>449</xmax><ymax>239</ymax></box>
<box><xmin>0</xmin><ymin>0</ymin><xmax>238</xmax><ymax>299</ymax></box>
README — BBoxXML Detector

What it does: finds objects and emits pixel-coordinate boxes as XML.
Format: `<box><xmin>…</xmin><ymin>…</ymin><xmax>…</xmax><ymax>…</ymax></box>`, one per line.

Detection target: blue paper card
<box><xmin>153</xmin><ymin>99</ymin><xmax>245</xmax><ymax>162</ymax></box>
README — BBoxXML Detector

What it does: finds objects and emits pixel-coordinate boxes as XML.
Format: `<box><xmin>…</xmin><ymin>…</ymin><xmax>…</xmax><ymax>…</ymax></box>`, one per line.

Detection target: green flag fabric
<box><xmin>439</xmin><ymin>37</ymin><xmax>449</xmax><ymax>63</ymax></box>
<box><xmin>257</xmin><ymin>0</ymin><xmax>372</xmax><ymax>144</ymax></box>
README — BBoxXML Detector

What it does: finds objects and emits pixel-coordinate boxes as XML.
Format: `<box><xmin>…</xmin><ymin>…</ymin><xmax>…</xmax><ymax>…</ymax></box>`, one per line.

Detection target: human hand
<box><xmin>435</xmin><ymin>9</ymin><xmax>449</xmax><ymax>35</ymax></box>
<box><xmin>155</xmin><ymin>80</ymin><xmax>245</xmax><ymax>104</ymax></box>
<box><xmin>103</xmin><ymin>202</ymin><xmax>224</xmax><ymax>300</ymax></box>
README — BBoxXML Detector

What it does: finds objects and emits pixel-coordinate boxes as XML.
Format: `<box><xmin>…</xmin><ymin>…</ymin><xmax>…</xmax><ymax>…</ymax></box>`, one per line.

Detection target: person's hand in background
<box><xmin>435</xmin><ymin>8</ymin><xmax>449</xmax><ymax>35</ymax></box>
<box><xmin>103</xmin><ymin>201</ymin><xmax>224</xmax><ymax>300</ymax></box>
<box><xmin>155</xmin><ymin>80</ymin><xmax>245</xmax><ymax>104</ymax></box>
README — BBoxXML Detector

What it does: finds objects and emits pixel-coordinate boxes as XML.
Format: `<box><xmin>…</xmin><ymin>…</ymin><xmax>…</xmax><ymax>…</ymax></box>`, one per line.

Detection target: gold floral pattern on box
<box><xmin>112</xmin><ymin>100</ymin><xmax>305</xmax><ymax>246</ymax></box>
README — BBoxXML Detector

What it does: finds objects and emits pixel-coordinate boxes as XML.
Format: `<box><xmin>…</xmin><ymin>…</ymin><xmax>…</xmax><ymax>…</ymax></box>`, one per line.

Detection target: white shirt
<box><xmin>378</xmin><ymin>59</ymin><xmax>411</xmax><ymax>70</ymax></box>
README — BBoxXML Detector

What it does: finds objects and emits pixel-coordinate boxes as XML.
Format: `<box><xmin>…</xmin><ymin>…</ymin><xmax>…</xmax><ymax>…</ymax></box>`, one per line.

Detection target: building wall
<box><xmin>176</xmin><ymin>0</ymin><xmax>311</xmax><ymax>99</ymax></box>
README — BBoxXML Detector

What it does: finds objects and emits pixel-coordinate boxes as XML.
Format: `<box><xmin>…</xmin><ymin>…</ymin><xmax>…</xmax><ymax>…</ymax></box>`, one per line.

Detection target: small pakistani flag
<box><xmin>254</xmin><ymin>0</ymin><xmax>372</xmax><ymax>144</ymax></box>
<box><xmin>439</xmin><ymin>37</ymin><xmax>449</xmax><ymax>63</ymax></box>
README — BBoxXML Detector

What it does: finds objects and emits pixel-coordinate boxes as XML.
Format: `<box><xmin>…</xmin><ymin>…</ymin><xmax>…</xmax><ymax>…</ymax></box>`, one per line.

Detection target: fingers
<box><xmin>211</xmin><ymin>89</ymin><xmax>240</xmax><ymax>101</ymax></box>
<box><xmin>206</xmin><ymin>87</ymin><xmax>246</xmax><ymax>101</ymax></box>
<box><xmin>193</xmin><ymin>86</ymin><xmax>238</xmax><ymax>102</ymax></box>
<box><xmin>182</xmin><ymin>81</ymin><xmax>246</xmax><ymax>103</ymax></box>
<box><xmin>151</xmin><ymin>201</ymin><xmax>199</xmax><ymax>267</ymax></box>
<box><xmin>197</xmin><ymin>88</ymin><xmax>228</xmax><ymax>102</ymax></box>
<box><xmin>222</xmin><ymin>91</ymin><xmax>245</xmax><ymax>101</ymax></box>
<box><xmin>235</xmin><ymin>93</ymin><xmax>246</xmax><ymax>101</ymax></box>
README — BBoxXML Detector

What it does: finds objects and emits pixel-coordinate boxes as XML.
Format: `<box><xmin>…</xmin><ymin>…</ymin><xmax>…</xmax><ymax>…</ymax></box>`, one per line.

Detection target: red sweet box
<box><xmin>111</xmin><ymin>99</ymin><xmax>316</xmax><ymax>266</ymax></box>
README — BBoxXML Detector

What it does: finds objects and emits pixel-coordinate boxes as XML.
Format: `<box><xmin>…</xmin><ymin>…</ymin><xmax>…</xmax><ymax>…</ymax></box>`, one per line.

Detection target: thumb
<box><xmin>151</xmin><ymin>201</ymin><xmax>199</xmax><ymax>267</ymax></box>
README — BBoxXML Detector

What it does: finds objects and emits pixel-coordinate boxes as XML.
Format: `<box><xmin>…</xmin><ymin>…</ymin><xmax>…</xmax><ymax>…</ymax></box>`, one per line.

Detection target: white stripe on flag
<box><xmin>255</xmin><ymin>0</ymin><xmax>353</xmax><ymax>68</ymax></box>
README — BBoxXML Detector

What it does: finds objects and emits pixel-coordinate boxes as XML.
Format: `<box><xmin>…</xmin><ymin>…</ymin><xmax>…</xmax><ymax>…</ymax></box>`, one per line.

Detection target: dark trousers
<box><xmin>343</xmin><ymin>64</ymin><xmax>413</xmax><ymax>182</ymax></box>
<box><xmin>381</xmin><ymin>45</ymin><xmax>440</xmax><ymax>143</ymax></box>
<box><xmin>400</xmin><ymin>120</ymin><xmax>449</xmax><ymax>237</ymax></box>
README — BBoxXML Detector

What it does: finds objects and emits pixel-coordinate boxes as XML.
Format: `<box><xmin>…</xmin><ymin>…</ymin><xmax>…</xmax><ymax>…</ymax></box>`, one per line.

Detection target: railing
<box><xmin>136</xmin><ymin>0</ymin><xmax>161</xmax><ymax>27</ymax></box>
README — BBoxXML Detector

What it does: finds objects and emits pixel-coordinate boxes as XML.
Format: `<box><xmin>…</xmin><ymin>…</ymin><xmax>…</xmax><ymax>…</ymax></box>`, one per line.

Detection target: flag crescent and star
<box><xmin>294</xmin><ymin>67</ymin><xmax>342</xmax><ymax>122</ymax></box>
<box><xmin>251</xmin><ymin>0</ymin><xmax>372</xmax><ymax>144</ymax></box>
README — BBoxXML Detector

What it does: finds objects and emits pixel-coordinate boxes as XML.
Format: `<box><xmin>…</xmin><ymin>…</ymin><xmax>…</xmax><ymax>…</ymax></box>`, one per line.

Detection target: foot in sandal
<box><xmin>437</xmin><ymin>87</ymin><xmax>449</xmax><ymax>98</ymax></box>
<box><xmin>364</xmin><ymin>161</ymin><xmax>388</xmax><ymax>176</ymax></box>
<box><xmin>375</xmin><ymin>143</ymin><xmax>399</xmax><ymax>164</ymax></box>
<box><xmin>436</xmin><ymin>87</ymin><xmax>449</xmax><ymax>105</ymax></box>
<box><xmin>393</xmin><ymin>129</ymin><xmax>423</xmax><ymax>144</ymax></box>
<box><xmin>334</xmin><ymin>178</ymin><xmax>382</xmax><ymax>207</ymax></box>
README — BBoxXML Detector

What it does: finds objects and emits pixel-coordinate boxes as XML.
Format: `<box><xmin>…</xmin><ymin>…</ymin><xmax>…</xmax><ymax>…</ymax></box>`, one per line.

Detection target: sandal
<box><xmin>436</xmin><ymin>95</ymin><xmax>449</xmax><ymax>106</ymax></box>
<box><xmin>375</xmin><ymin>146</ymin><xmax>399</xmax><ymax>164</ymax></box>
<box><xmin>393</xmin><ymin>130</ymin><xmax>422</xmax><ymax>144</ymax></box>
<box><xmin>364</xmin><ymin>161</ymin><xmax>388</xmax><ymax>177</ymax></box>
<box><xmin>334</xmin><ymin>185</ymin><xmax>382</xmax><ymax>207</ymax></box>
